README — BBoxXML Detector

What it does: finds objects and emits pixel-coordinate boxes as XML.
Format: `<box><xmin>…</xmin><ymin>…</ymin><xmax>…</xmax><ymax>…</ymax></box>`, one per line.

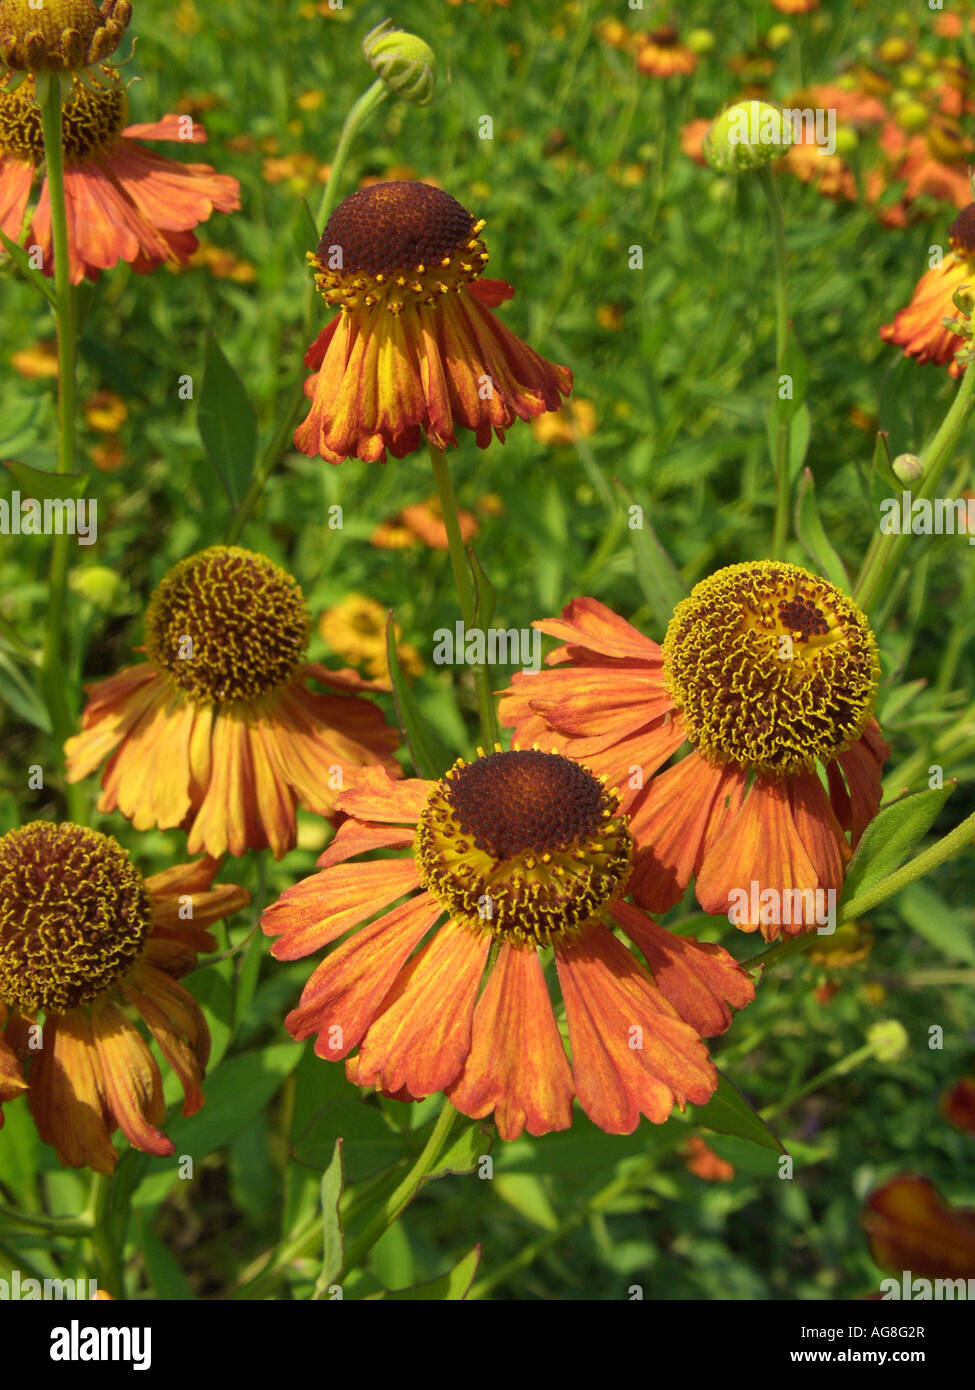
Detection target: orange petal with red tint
<box><xmin>864</xmin><ymin>1175</ymin><xmax>975</xmax><ymax>1278</ymax></box>
<box><xmin>264</xmin><ymin>858</ymin><xmax>421</xmax><ymax>960</ymax></box>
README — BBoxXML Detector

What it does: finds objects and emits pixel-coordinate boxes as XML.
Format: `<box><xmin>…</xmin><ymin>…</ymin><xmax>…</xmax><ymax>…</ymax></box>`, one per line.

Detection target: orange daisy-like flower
<box><xmin>500</xmin><ymin>563</ymin><xmax>889</xmax><ymax>941</ymax></box>
<box><xmin>880</xmin><ymin>204</ymin><xmax>975</xmax><ymax>376</ymax></box>
<box><xmin>771</xmin><ymin>0</ymin><xmax>818</xmax><ymax>13</ymax></box>
<box><xmin>636</xmin><ymin>27</ymin><xmax>697</xmax><ymax>79</ymax></box>
<box><xmin>0</xmin><ymin>821</ymin><xmax>248</xmax><ymax>1171</ymax></box>
<box><xmin>294</xmin><ymin>180</ymin><xmax>572</xmax><ymax>464</ymax></box>
<box><xmin>370</xmin><ymin>495</ymin><xmax>479</xmax><ymax>551</ymax></box>
<box><xmin>262</xmin><ymin>750</ymin><xmax>755</xmax><ymax>1138</ymax></box>
<box><xmin>64</xmin><ymin>547</ymin><xmax>401</xmax><ymax>859</ymax></box>
<box><xmin>0</xmin><ymin>70</ymin><xmax>240</xmax><ymax>285</ymax></box>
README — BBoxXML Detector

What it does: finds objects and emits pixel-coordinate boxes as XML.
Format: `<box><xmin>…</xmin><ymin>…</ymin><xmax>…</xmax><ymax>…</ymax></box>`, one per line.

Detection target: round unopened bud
<box><xmin>0</xmin><ymin>0</ymin><xmax>131</xmax><ymax>72</ymax></box>
<box><xmin>686</xmin><ymin>28</ymin><xmax>715</xmax><ymax>55</ymax></box>
<box><xmin>703</xmin><ymin>100</ymin><xmax>792</xmax><ymax>174</ymax></box>
<box><xmin>69</xmin><ymin>566</ymin><xmax>122</xmax><ymax>607</ymax></box>
<box><xmin>868</xmin><ymin>1019</ymin><xmax>910</xmax><ymax>1064</ymax></box>
<box><xmin>834</xmin><ymin>126</ymin><xmax>858</xmax><ymax>156</ymax></box>
<box><xmin>895</xmin><ymin>99</ymin><xmax>929</xmax><ymax>133</ymax></box>
<box><xmin>766</xmin><ymin>23</ymin><xmax>794</xmax><ymax>51</ymax></box>
<box><xmin>362</xmin><ymin>20</ymin><xmax>436</xmax><ymax>107</ymax></box>
<box><xmin>892</xmin><ymin>453</ymin><xmax>923</xmax><ymax>485</ymax></box>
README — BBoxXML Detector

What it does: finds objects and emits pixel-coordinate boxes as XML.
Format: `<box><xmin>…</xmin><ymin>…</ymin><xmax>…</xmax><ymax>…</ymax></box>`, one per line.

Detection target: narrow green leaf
<box><xmin>385</xmin><ymin>610</ymin><xmax>449</xmax><ymax>779</ymax></box>
<box><xmin>316</xmin><ymin>1139</ymin><xmax>345</xmax><ymax>1295</ymax></box>
<box><xmin>0</xmin><ymin>651</ymin><xmax>51</xmax><ymax>734</ymax></box>
<box><xmin>363</xmin><ymin>1246</ymin><xmax>480</xmax><ymax>1301</ymax></box>
<box><xmin>692</xmin><ymin>1071</ymin><xmax>785</xmax><ymax>1153</ymax></box>
<box><xmin>198</xmin><ymin>334</ymin><xmax>257</xmax><ymax>506</ymax></box>
<box><xmin>292</xmin><ymin>195</ymin><xmax>320</xmax><ymax>266</ymax></box>
<box><xmin>775</xmin><ymin>323</ymin><xmax>808</xmax><ymax>424</ymax></box>
<box><xmin>895</xmin><ymin>880</ymin><xmax>975</xmax><ymax>966</ymax></box>
<box><xmin>841</xmin><ymin>782</ymin><xmax>956</xmax><ymax>907</ymax></box>
<box><xmin>426</xmin><ymin>1121</ymin><xmax>492</xmax><ymax>1180</ymax></box>
<box><xmin>794</xmin><ymin>467</ymin><xmax>849</xmax><ymax>590</ymax></box>
<box><xmin>468</xmin><ymin>547</ymin><xmax>496</xmax><ymax>628</ymax></box>
<box><xmin>0</xmin><ymin>228</ymin><xmax>57</xmax><ymax>306</ymax></box>
<box><xmin>2</xmin><ymin>459</ymin><xmax>88</xmax><ymax>501</ymax></box>
<box><xmin>493</xmin><ymin>1173</ymin><xmax>558</xmax><ymax>1230</ymax></box>
<box><xmin>616</xmin><ymin>481</ymin><xmax>687</xmax><ymax>627</ymax></box>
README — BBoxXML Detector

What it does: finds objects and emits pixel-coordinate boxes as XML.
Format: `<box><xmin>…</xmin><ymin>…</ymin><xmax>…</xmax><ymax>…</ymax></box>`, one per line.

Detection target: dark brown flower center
<box><xmin>949</xmin><ymin>204</ymin><xmax>975</xmax><ymax>258</ymax></box>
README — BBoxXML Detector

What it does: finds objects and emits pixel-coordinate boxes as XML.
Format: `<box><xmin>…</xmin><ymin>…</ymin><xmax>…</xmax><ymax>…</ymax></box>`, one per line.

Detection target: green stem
<box><xmin>757</xmin><ymin>165</ymin><xmax>792</xmax><ymax>559</ymax></box>
<box><xmin>760</xmin><ymin>1043</ymin><xmax>874</xmax><ymax>1120</ymax></box>
<box><xmin>0</xmin><ymin>1203</ymin><xmax>91</xmax><ymax>1237</ymax></box>
<box><xmin>428</xmin><ymin>442</ymin><xmax>501</xmax><ymax>747</ymax></box>
<box><xmin>338</xmin><ymin>1100</ymin><xmax>460</xmax><ymax>1281</ymax></box>
<box><xmin>86</xmin><ymin>1172</ymin><xmax>125</xmax><ymax>1297</ymax></box>
<box><xmin>855</xmin><ymin>362</ymin><xmax>975</xmax><ymax>612</ymax></box>
<box><xmin>225</xmin><ymin>80</ymin><xmax>389</xmax><ymax>544</ymax></box>
<box><xmin>37</xmin><ymin>75</ymin><xmax>85</xmax><ymax>824</ymax></box>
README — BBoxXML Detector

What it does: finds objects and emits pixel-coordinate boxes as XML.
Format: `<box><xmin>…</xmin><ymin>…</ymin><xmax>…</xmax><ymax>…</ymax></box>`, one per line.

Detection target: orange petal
<box><xmin>941</xmin><ymin>1075</ymin><xmax>975</xmax><ymax>1135</ymax></box>
<box><xmin>334</xmin><ymin>766</ymin><xmax>433</xmax><ymax>824</ymax></box>
<box><xmin>554</xmin><ymin>923</ymin><xmax>716</xmax><ymax>1134</ymax></box>
<box><xmin>29</xmin><ymin>1010</ymin><xmax>118</xmax><ymax>1172</ymax></box>
<box><xmin>351</xmin><ymin>920</ymin><xmax>490</xmax><ymax>1098</ymax></box>
<box><xmin>91</xmin><ymin>999</ymin><xmax>174</xmax><ymax>1157</ymax></box>
<box><xmin>263</xmin><ymin>858</ymin><xmax>421</xmax><ymax>960</ymax></box>
<box><xmin>864</xmin><ymin>1175</ymin><xmax>975</xmax><ymax>1278</ymax></box>
<box><xmin>447</xmin><ymin>943</ymin><xmax>574</xmax><ymax>1140</ymax></box>
<box><xmin>612</xmin><ymin>901</ymin><xmax>755</xmax><ymax>1037</ymax></box>
<box><xmin>122</xmin><ymin>968</ymin><xmax>209</xmax><ymax>1117</ymax></box>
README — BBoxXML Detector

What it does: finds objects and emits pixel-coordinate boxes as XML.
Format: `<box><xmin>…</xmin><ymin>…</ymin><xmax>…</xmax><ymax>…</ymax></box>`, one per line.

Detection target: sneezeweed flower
<box><xmin>318</xmin><ymin>592</ymin><xmax>424</xmax><ymax>680</ymax></box>
<box><xmin>0</xmin><ymin>70</ymin><xmax>240</xmax><ymax>285</ymax></box>
<box><xmin>0</xmin><ymin>821</ymin><xmax>249</xmax><ymax>1171</ymax></box>
<box><xmin>500</xmin><ymin>564</ymin><xmax>889</xmax><ymax>940</ymax></box>
<box><xmin>880</xmin><ymin>205</ymin><xmax>975</xmax><ymax>376</ymax></box>
<box><xmin>294</xmin><ymin>180</ymin><xmax>572</xmax><ymax>463</ymax></box>
<box><xmin>370</xmin><ymin>495</ymin><xmax>478</xmax><ymax>551</ymax></box>
<box><xmin>0</xmin><ymin>0</ymin><xmax>130</xmax><ymax>72</ymax></box>
<box><xmin>863</xmin><ymin>1176</ymin><xmax>975</xmax><ymax>1280</ymax></box>
<box><xmin>636</xmin><ymin>27</ymin><xmax>697</xmax><ymax>79</ymax></box>
<box><xmin>64</xmin><ymin>547</ymin><xmax>401</xmax><ymax>859</ymax></box>
<box><xmin>263</xmin><ymin>751</ymin><xmax>754</xmax><ymax>1138</ymax></box>
<box><xmin>530</xmin><ymin>397</ymin><xmax>597</xmax><ymax>446</ymax></box>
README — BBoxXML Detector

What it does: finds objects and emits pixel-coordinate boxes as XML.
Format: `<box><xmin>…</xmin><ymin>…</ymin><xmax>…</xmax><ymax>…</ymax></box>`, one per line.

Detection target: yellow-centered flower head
<box><xmin>0</xmin><ymin>822</ymin><xmax>153</xmax><ymax>1014</ymax></box>
<box><xmin>0</xmin><ymin>0</ymin><xmax>131</xmax><ymax>72</ymax></box>
<box><xmin>0</xmin><ymin>71</ymin><xmax>127</xmax><ymax>161</ymax></box>
<box><xmin>143</xmin><ymin>546</ymin><xmax>310</xmax><ymax>705</ymax></box>
<box><xmin>415</xmin><ymin>749</ymin><xmax>633</xmax><ymax>948</ymax></box>
<box><xmin>663</xmin><ymin>561</ymin><xmax>880</xmax><ymax>778</ymax></box>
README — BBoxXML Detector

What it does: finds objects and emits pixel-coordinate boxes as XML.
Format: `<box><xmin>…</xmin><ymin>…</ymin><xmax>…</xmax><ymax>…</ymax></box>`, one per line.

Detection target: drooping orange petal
<box><xmin>64</xmin><ymin>664</ymin><xmax>167</xmax><ymax>781</ymax></box>
<box><xmin>122</xmin><ymin>967</ymin><xmax>209</xmax><ymax>1116</ymax></box>
<box><xmin>447</xmin><ymin>943</ymin><xmax>574</xmax><ymax>1140</ymax></box>
<box><xmin>788</xmin><ymin>770</ymin><xmax>850</xmax><ymax>892</ymax></box>
<box><xmin>0</xmin><ymin>156</ymin><xmax>33</xmax><ymax>241</ymax></box>
<box><xmin>627</xmin><ymin>752</ymin><xmax>747</xmax><ymax>913</ymax></box>
<box><xmin>864</xmin><ymin>1175</ymin><xmax>975</xmax><ymax>1278</ymax></box>
<box><xmin>612</xmin><ymin>901</ymin><xmax>755</xmax><ymax>1037</ymax></box>
<box><xmin>96</xmin><ymin>681</ymin><xmax>197</xmax><ymax>832</ymax></box>
<box><xmin>264</xmin><ymin>858</ymin><xmax>422</xmax><ymax>960</ymax></box>
<box><xmin>880</xmin><ymin>256</ymin><xmax>973</xmax><ymax>370</ymax></box>
<box><xmin>838</xmin><ymin>719</ymin><xmax>889</xmax><ymax>845</ymax></box>
<box><xmin>284</xmin><ymin>892</ymin><xmax>442</xmax><ymax>1054</ymax></box>
<box><xmin>554</xmin><ymin>923</ymin><xmax>716</xmax><ymax>1134</ymax></box>
<box><xmin>315</xmin><ymin>818</ymin><xmax>416</xmax><ymax>870</ymax></box>
<box><xmin>695</xmin><ymin>775</ymin><xmax>822</xmax><ymax>941</ymax></box>
<box><xmin>0</xmin><ymin>1006</ymin><xmax>27</xmax><ymax>1122</ymax></box>
<box><xmin>90</xmin><ymin>999</ymin><xmax>173</xmax><ymax>1157</ymax></box>
<box><xmin>28</xmin><ymin>1010</ymin><xmax>118</xmax><ymax>1172</ymax></box>
<box><xmin>350</xmin><ymin>919</ymin><xmax>490</xmax><ymax>1098</ymax></box>
<box><xmin>106</xmin><ymin>141</ymin><xmax>239</xmax><ymax>235</ymax></box>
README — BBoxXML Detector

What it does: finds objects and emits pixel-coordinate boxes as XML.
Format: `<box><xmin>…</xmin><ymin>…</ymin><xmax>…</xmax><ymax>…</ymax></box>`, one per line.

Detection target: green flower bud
<box><xmin>868</xmin><ymin>1019</ymin><xmax>910</xmax><ymax>1064</ymax></box>
<box><xmin>766</xmin><ymin>24</ymin><xmax>794</xmax><ymax>51</ymax></box>
<box><xmin>686</xmin><ymin>28</ymin><xmax>715</xmax><ymax>55</ymax></box>
<box><xmin>703</xmin><ymin>100</ymin><xmax>792</xmax><ymax>174</ymax></box>
<box><xmin>892</xmin><ymin>453</ymin><xmax>923</xmax><ymax>485</ymax></box>
<box><xmin>69</xmin><ymin>565</ymin><xmax>123</xmax><ymax>608</ymax></box>
<box><xmin>362</xmin><ymin>20</ymin><xmax>436</xmax><ymax>107</ymax></box>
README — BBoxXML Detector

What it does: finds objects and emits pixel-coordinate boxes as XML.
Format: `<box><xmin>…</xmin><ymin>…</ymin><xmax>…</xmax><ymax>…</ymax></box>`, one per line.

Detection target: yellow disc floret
<box><xmin>310</xmin><ymin>181</ymin><xmax>490</xmax><ymax>317</ymax></box>
<box><xmin>0</xmin><ymin>0</ymin><xmax>131</xmax><ymax>73</ymax></box>
<box><xmin>143</xmin><ymin>546</ymin><xmax>310</xmax><ymax>705</ymax></box>
<box><xmin>663</xmin><ymin>561</ymin><xmax>880</xmax><ymax>777</ymax></box>
<box><xmin>416</xmin><ymin>749</ymin><xmax>632</xmax><ymax>947</ymax></box>
<box><xmin>0</xmin><ymin>822</ymin><xmax>153</xmax><ymax>1014</ymax></box>
<box><xmin>0</xmin><ymin>73</ymin><xmax>128</xmax><ymax>162</ymax></box>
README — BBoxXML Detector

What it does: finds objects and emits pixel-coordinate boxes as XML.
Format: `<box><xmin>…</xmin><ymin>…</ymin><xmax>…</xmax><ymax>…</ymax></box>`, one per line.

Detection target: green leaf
<box><xmin>0</xmin><ymin>651</ymin><xmax>51</xmax><ymax>734</ymax></box>
<box><xmin>775</xmin><ymin>323</ymin><xmax>808</xmax><ymax>424</ymax></box>
<box><xmin>197</xmin><ymin>334</ymin><xmax>257</xmax><ymax>506</ymax></box>
<box><xmin>426</xmin><ymin>1121</ymin><xmax>492</xmax><ymax>1180</ymax></box>
<box><xmin>840</xmin><ymin>782</ymin><xmax>956</xmax><ymax>908</ymax></box>
<box><xmin>794</xmin><ymin>468</ymin><xmax>849</xmax><ymax>590</ymax></box>
<box><xmin>493</xmin><ymin>1173</ymin><xmax>558</xmax><ymax>1230</ymax></box>
<box><xmin>469</xmin><ymin>546</ymin><xmax>496</xmax><ymax>628</ymax></box>
<box><xmin>291</xmin><ymin>195</ymin><xmax>320</xmax><ymax>266</ymax></box>
<box><xmin>134</xmin><ymin>1212</ymin><xmax>194</xmax><ymax>1299</ymax></box>
<box><xmin>616</xmin><ymin>481</ymin><xmax>688</xmax><ymax>627</ymax></box>
<box><xmin>0</xmin><ymin>397</ymin><xmax>44</xmax><ymax>457</ymax></box>
<box><xmin>0</xmin><ymin>228</ymin><xmax>57</xmax><ymax>306</ymax></box>
<box><xmin>385</xmin><ymin>609</ymin><xmax>450</xmax><ymax>779</ymax></box>
<box><xmin>692</xmin><ymin>1071</ymin><xmax>785</xmax><ymax>1153</ymax></box>
<box><xmin>2</xmin><ymin>459</ymin><xmax>88</xmax><ymax>501</ymax></box>
<box><xmin>363</xmin><ymin>1246</ymin><xmax>480</xmax><ymax>1300</ymax></box>
<box><xmin>316</xmin><ymin>1139</ymin><xmax>345</xmax><ymax>1295</ymax></box>
<box><xmin>896</xmin><ymin>880</ymin><xmax>975</xmax><ymax>966</ymax></box>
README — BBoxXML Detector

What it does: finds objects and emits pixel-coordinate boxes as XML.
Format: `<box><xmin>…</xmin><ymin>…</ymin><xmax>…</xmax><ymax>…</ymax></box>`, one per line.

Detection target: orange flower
<box><xmin>0</xmin><ymin>70</ymin><xmax>239</xmax><ymax>285</ymax></box>
<box><xmin>263</xmin><ymin>750</ymin><xmax>755</xmax><ymax>1138</ymax></box>
<box><xmin>294</xmin><ymin>181</ymin><xmax>572</xmax><ymax>463</ymax></box>
<box><xmin>941</xmin><ymin>1074</ymin><xmax>975</xmax><ymax>1134</ymax></box>
<box><xmin>636</xmin><ymin>27</ymin><xmax>697</xmax><ymax>79</ymax></box>
<box><xmin>65</xmin><ymin>547</ymin><xmax>401</xmax><ymax>859</ymax></box>
<box><xmin>500</xmin><ymin>564</ymin><xmax>888</xmax><ymax>941</ymax></box>
<box><xmin>864</xmin><ymin>1176</ymin><xmax>975</xmax><ymax>1279</ymax></box>
<box><xmin>0</xmin><ymin>821</ymin><xmax>248</xmax><ymax>1171</ymax></box>
<box><xmin>680</xmin><ymin>118</ymin><xmax>711</xmax><ymax>166</ymax></box>
<box><xmin>771</xmin><ymin>0</ymin><xmax>818</xmax><ymax>12</ymax></box>
<box><xmin>371</xmin><ymin>495</ymin><xmax>478</xmax><ymax>551</ymax></box>
<box><xmin>880</xmin><ymin>204</ymin><xmax>975</xmax><ymax>376</ymax></box>
<box><xmin>682</xmin><ymin>1136</ymin><xmax>735</xmax><ymax>1181</ymax></box>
